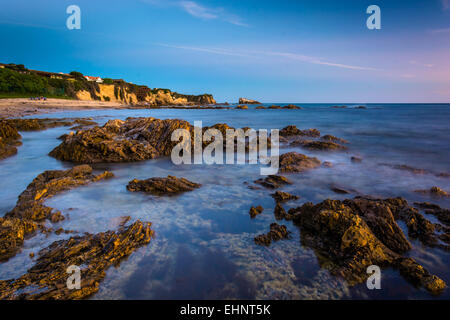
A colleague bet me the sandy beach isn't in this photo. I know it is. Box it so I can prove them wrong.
[0,98,130,118]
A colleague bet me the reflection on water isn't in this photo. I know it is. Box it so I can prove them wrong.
[0,104,449,299]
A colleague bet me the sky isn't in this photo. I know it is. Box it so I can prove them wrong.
[0,0,449,103]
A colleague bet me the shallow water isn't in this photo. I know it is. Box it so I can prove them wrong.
[0,103,449,299]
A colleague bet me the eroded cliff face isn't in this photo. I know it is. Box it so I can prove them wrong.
[76,84,216,106]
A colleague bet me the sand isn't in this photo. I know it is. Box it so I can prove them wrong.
[0,98,133,118]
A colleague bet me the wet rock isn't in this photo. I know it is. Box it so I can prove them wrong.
[254,175,292,189]
[279,125,320,138]
[126,175,201,196]
[381,163,428,175]
[0,120,21,160]
[274,203,289,221]
[322,161,333,168]
[351,156,362,163]
[282,104,302,109]
[321,135,348,144]
[0,165,114,262]
[0,220,153,300]
[354,106,367,109]
[249,206,264,219]
[271,191,299,203]
[268,105,282,109]
[286,198,446,294]
[236,105,248,110]
[255,106,266,109]
[414,202,450,226]
[279,152,321,173]
[331,105,348,109]
[254,223,291,246]
[331,187,351,194]
[414,186,449,197]
[291,140,347,151]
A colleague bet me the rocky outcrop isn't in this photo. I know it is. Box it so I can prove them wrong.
[282,197,447,294]
[321,135,348,144]
[0,220,153,300]
[236,105,248,110]
[0,165,114,262]
[249,205,264,219]
[126,175,201,196]
[0,120,21,160]
[279,126,320,138]
[239,98,260,104]
[254,175,292,189]
[271,191,299,203]
[279,152,321,173]
[290,140,347,151]
[254,223,290,246]
[414,202,450,226]
[414,186,449,197]
[282,104,302,109]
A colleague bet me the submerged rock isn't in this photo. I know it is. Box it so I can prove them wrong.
[279,152,321,173]
[271,191,299,203]
[0,165,114,262]
[0,220,153,300]
[351,156,363,163]
[414,186,449,197]
[414,202,450,226]
[254,223,291,246]
[249,205,264,219]
[274,203,289,221]
[126,175,201,196]
[290,140,347,151]
[321,135,348,144]
[284,197,446,294]
[254,175,292,189]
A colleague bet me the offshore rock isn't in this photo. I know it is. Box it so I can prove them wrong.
[239,98,260,104]
[127,175,201,196]
[271,191,299,203]
[254,175,292,189]
[279,125,320,138]
[249,205,264,219]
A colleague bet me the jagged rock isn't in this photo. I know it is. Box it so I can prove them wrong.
[271,191,299,203]
[414,186,449,197]
[279,152,321,173]
[274,203,289,221]
[239,98,260,104]
[285,197,446,294]
[249,205,264,219]
[254,223,290,246]
[126,175,201,196]
[0,120,21,160]
[236,105,248,110]
[414,202,450,226]
[254,175,292,189]
[291,140,347,151]
[0,220,153,300]
[321,135,348,144]
[279,125,320,138]
[0,165,114,262]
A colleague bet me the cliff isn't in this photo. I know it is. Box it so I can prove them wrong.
[0,63,216,106]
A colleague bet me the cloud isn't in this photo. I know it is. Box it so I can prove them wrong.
[430,28,450,33]
[157,43,378,71]
[141,0,248,26]
[442,0,450,10]
[409,60,434,68]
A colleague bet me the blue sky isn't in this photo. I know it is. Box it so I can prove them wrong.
[0,0,449,102]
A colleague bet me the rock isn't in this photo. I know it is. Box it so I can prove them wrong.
[0,220,153,300]
[331,105,348,109]
[249,205,264,219]
[126,175,201,196]
[0,165,114,262]
[268,105,282,109]
[321,135,348,144]
[274,203,289,221]
[236,105,248,110]
[322,161,333,167]
[354,106,367,109]
[29,252,34,258]
[291,140,347,151]
[255,106,266,109]
[351,156,362,163]
[414,202,450,226]
[279,152,321,173]
[282,104,302,109]
[254,223,290,246]
[0,120,21,160]
[254,175,292,189]
[286,197,446,294]
[271,191,299,203]
[279,125,320,138]
[239,98,261,104]
[331,187,351,194]
[414,186,449,197]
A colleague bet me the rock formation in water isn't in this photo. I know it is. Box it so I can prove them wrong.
[239,98,261,104]
[0,165,114,262]
[279,152,321,173]
[0,220,153,299]
[254,175,292,189]
[249,205,264,219]
[278,196,448,295]
[254,223,291,246]
[127,175,201,196]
